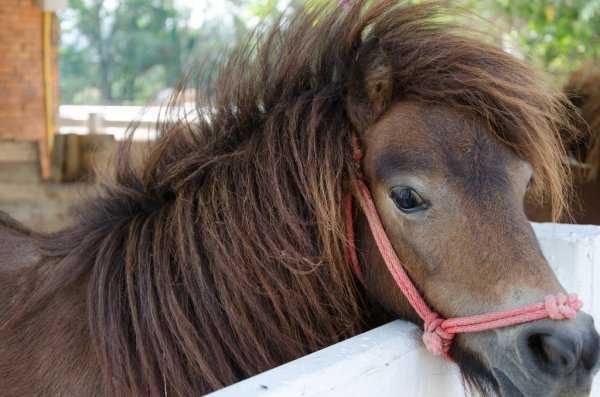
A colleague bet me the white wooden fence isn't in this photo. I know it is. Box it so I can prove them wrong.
[58,105,198,140]
[58,105,163,140]
[209,223,600,397]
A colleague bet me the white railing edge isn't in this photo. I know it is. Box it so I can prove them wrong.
[207,320,463,397]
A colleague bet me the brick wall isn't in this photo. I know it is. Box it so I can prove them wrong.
[0,0,59,144]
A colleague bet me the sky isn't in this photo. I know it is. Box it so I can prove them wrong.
[74,0,235,28]
[174,0,236,28]
[175,0,293,29]
[60,0,236,47]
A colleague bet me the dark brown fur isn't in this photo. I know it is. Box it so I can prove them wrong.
[564,63,600,177]
[1,1,575,396]
[527,64,600,224]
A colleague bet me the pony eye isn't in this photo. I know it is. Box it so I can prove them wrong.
[390,187,428,213]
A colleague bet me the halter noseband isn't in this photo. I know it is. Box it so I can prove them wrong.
[344,137,582,359]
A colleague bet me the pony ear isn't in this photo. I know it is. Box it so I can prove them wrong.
[346,52,394,131]
[365,62,394,114]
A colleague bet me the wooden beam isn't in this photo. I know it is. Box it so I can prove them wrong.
[0,140,39,163]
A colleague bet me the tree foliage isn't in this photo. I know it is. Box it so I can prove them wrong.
[482,0,600,76]
[61,0,198,104]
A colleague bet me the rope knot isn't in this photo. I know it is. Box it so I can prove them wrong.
[544,293,582,320]
[422,314,454,356]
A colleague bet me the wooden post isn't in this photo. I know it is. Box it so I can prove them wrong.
[87,113,105,135]
[41,11,55,179]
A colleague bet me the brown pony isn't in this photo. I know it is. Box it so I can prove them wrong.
[527,63,600,224]
[1,1,598,396]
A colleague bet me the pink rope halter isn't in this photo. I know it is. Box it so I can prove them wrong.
[344,138,583,359]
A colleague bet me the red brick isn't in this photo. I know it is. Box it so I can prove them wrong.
[0,0,58,143]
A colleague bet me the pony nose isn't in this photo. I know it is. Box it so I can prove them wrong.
[519,320,600,378]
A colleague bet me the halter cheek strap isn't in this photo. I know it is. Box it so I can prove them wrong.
[344,140,583,359]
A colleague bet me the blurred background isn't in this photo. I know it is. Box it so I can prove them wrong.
[58,0,600,106]
[0,0,599,231]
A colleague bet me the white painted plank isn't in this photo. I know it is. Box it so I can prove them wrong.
[38,0,68,11]
[208,321,465,397]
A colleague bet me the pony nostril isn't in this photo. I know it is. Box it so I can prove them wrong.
[526,332,579,376]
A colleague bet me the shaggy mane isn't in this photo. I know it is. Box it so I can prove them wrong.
[8,1,575,395]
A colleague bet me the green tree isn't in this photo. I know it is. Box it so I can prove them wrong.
[60,0,198,104]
